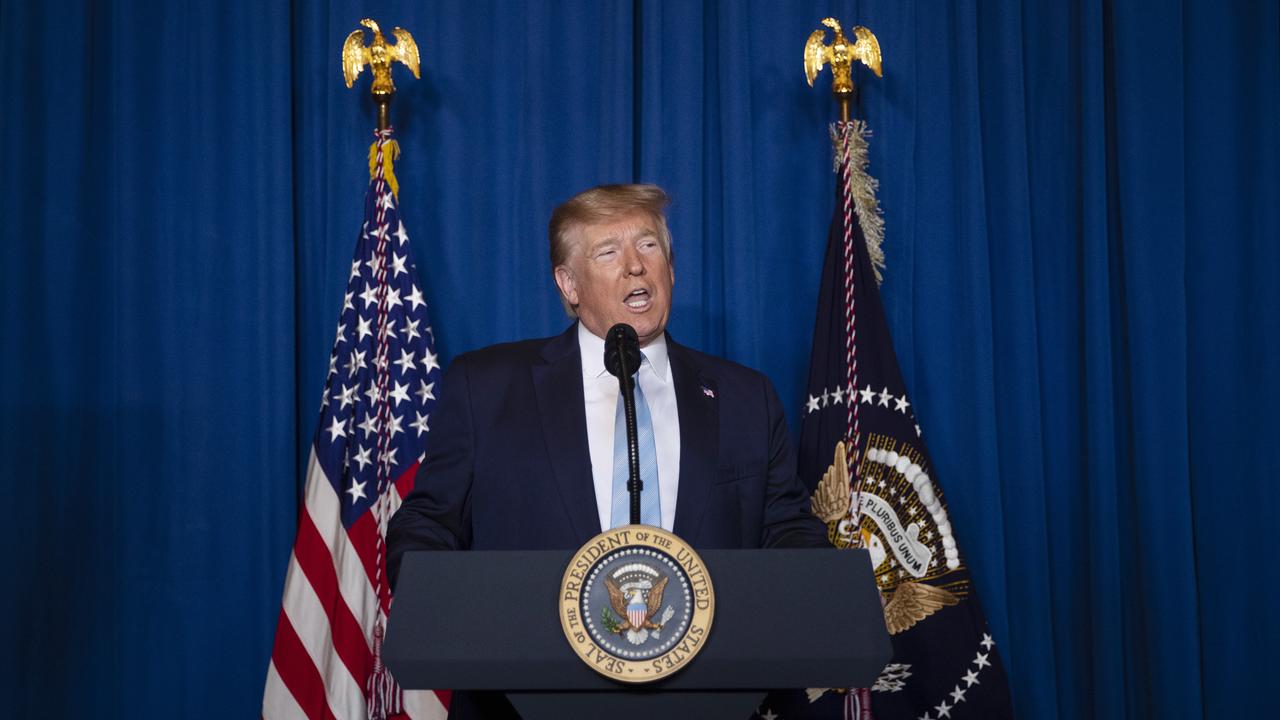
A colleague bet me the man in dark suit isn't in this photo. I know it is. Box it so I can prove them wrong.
[387,184,828,717]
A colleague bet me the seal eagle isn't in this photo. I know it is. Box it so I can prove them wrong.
[605,575,669,632]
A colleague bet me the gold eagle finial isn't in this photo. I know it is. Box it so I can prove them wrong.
[342,18,421,98]
[804,18,882,98]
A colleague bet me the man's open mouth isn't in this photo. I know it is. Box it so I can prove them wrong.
[624,288,651,309]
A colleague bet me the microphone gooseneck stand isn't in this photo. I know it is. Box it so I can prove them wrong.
[604,323,643,525]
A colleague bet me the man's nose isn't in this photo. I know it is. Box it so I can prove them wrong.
[622,246,645,275]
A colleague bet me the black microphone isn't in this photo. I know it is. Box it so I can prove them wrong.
[603,323,641,378]
[604,323,644,525]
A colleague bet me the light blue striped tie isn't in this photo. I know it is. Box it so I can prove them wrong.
[610,373,661,528]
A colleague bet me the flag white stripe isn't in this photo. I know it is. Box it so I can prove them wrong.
[386,482,404,516]
[401,690,448,720]
[280,551,367,719]
[304,448,377,650]
[262,659,311,720]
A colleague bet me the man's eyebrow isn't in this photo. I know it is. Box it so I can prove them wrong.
[587,237,620,251]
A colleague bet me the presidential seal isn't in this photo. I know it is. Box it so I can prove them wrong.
[559,525,714,683]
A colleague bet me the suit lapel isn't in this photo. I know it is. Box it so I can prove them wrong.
[669,339,719,541]
[531,325,601,544]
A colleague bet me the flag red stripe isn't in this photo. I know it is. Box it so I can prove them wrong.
[269,610,339,720]
[346,510,382,601]
[395,460,419,498]
[347,461,421,612]
[294,509,375,683]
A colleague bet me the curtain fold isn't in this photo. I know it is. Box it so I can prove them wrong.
[1,1,1276,717]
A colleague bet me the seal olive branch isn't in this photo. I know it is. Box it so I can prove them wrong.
[600,606,623,634]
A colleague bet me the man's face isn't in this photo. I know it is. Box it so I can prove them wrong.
[553,210,674,347]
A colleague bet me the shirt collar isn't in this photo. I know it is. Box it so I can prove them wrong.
[577,322,670,383]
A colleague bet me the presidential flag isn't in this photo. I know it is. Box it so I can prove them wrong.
[263,129,448,720]
[757,122,1013,720]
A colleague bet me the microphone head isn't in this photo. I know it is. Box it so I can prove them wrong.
[603,323,641,378]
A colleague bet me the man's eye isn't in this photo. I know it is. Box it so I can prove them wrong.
[596,249,616,259]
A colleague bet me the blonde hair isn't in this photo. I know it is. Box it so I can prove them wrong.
[549,184,672,317]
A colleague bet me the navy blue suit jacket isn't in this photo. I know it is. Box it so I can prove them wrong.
[387,324,827,586]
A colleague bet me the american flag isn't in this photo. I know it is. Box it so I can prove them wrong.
[263,128,448,720]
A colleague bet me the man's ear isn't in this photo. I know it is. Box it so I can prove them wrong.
[553,265,579,307]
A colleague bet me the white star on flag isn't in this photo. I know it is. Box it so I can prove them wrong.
[335,384,357,410]
[394,349,417,374]
[389,381,411,407]
[356,317,373,342]
[390,252,408,277]
[346,479,367,502]
[352,446,373,471]
[415,380,436,405]
[406,286,426,311]
[386,413,404,439]
[326,415,346,441]
[384,287,403,310]
[411,411,430,437]
[404,317,422,341]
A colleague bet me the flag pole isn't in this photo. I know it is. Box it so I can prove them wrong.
[376,90,394,132]
[802,20,885,719]
[837,88,852,124]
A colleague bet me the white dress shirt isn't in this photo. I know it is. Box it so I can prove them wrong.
[578,323,681,531]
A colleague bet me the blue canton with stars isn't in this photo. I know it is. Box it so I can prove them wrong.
[312,173,441,529]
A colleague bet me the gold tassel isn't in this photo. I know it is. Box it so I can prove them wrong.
[830,121,886,284]
[367,139,402,199]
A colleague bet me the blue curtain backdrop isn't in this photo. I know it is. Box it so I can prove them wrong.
[2,1,1276,718]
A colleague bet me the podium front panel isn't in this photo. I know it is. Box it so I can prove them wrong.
[384,548,891,691]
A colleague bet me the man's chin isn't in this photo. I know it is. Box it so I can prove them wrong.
[634,320,668,347]
[579,312,666,345]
